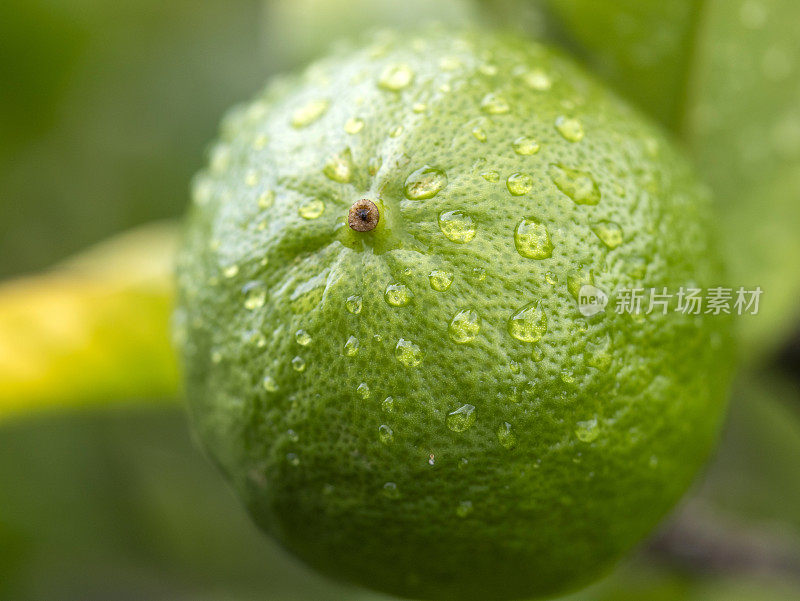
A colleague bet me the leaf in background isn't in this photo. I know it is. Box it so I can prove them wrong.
[0,222,179,422]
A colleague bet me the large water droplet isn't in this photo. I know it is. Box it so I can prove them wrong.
[481,93,510,115]
[262,375,278,392]
[429,270,453,291]
[291,99,329,128]
[449,309,481,343]
[357,382,370,399]
[508,302,548,343]
[344,335,360,357]
[295,329,312,346]
[550,164,601,205]
[323,148,354,183]
[385,283,412,306]
[382,396,395,413]
[447,404,476,432]
[298,199,325,219]
[291,356,306,372]
[345,295,362,314]
[513,137,540,155]
[378,64,414,91]
[404,166,447,200]
[506,172,533,196]
[242,281,267,310]
[554,116,584,142]
[591,220,624,249]
[514,218,553,259]
[575,418,599,442]
[395,338,423,367]
[378,424,394,444]
[497,422,517,449]
[344,117,365,134]
[438,211,476,243]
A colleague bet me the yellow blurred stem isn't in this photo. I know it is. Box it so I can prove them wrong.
[0,222,180,422]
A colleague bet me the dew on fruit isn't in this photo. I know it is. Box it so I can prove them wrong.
[591,220,624,249]
[545,271,558,285]
[262,375,278,392]
[480,93,510,114]
[447,404,477,432]
[531,345,544,362]
[345,295,363,314]
[291,99,329,128]
[295,329,312,346]
[514,218,554,259]
[291,356,306,372]
[395,338,423,367]
[286,453,300,466]
[481,170,500,182]
[403,165,448,200]
[258,190,275,209]
[242,281,267,310]
[497,422,517,449]
[456,500,474,518]
[550,164,601,205]
[287,429,299,442]
[298,199,325,219]
[560,368,576,384]
[412,102,427,113]
[383,482,400,499]
[378,63,414,91]
[323,148,354,183]
[378,424,394,444]
[513,136,540,155]
[223,265,239,279]
[385,283,412,306]
[449,309,481,343]
[508,301,548,343]
[471,267,486,281]
[344,335,360,357]
[429,270,454,291]
[575,418,599,442]
[357,382,370,399]
[382,396,395,413]
[523,69,552,91]
[507,172,533,196]
[472,124,488,142]
[585,333,612,371]
[390,125,404,138]
[567,267,594,301]
[438,210,476,243]
[344,117,365,134]
[555,116,584,142]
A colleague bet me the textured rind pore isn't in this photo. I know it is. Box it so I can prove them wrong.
[175,29,734,601]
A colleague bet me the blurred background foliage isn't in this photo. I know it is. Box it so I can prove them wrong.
[1,0,799,599]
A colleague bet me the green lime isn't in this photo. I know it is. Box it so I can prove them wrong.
[176,28,734,601]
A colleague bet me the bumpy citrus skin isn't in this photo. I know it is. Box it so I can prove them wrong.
[176,29,734,601]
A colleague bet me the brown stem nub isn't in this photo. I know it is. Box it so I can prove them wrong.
[348,199,380,232]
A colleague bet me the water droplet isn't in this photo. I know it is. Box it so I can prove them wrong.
[513,137,540,155]
[395,338,423,367]
[287,429,299,442]
[357,382,370,399]
[449,310,481,343]
[438,211,476,243]
[258,190,275,209]
[291,356,306,372]
[291,99,329,128]
[429,270,453,291]
[585,333,612,371]
[545,271,558,285]
[262,375,278,392]
[506,172,533,196]
[523,69,552,91]
[591,220,623,249]
[412,102,427,113]
[295,329,312,346]
[286,452,300,466]
[378,63,414,91]
[323,148,354,183]
[403,166,447,200]
[382,396,395,412]
[390,125,404,138]
[555,116,584,142]
[378,424,394,444]
[383,482,400,499]
[447,404,476,432]
[481,170,500,182]
[497,422,517,449]
[550,164,600,205]
[575,418,599,442]
[480,93,510,114]
[471,267,486,281]
[456,500,474,518]
[344,335,360,357]
[298,199,325,219]
[344,117,365,134]
[567,267,594,301]
[385,283,412,306]
[508,302,548,343]
[345,295,362,314]
[223,265,239,279]
[514,218,553,259]
[245,170,259,187]
[472,125,488,142]
[560,368,575,384]
[242,281,267,310]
